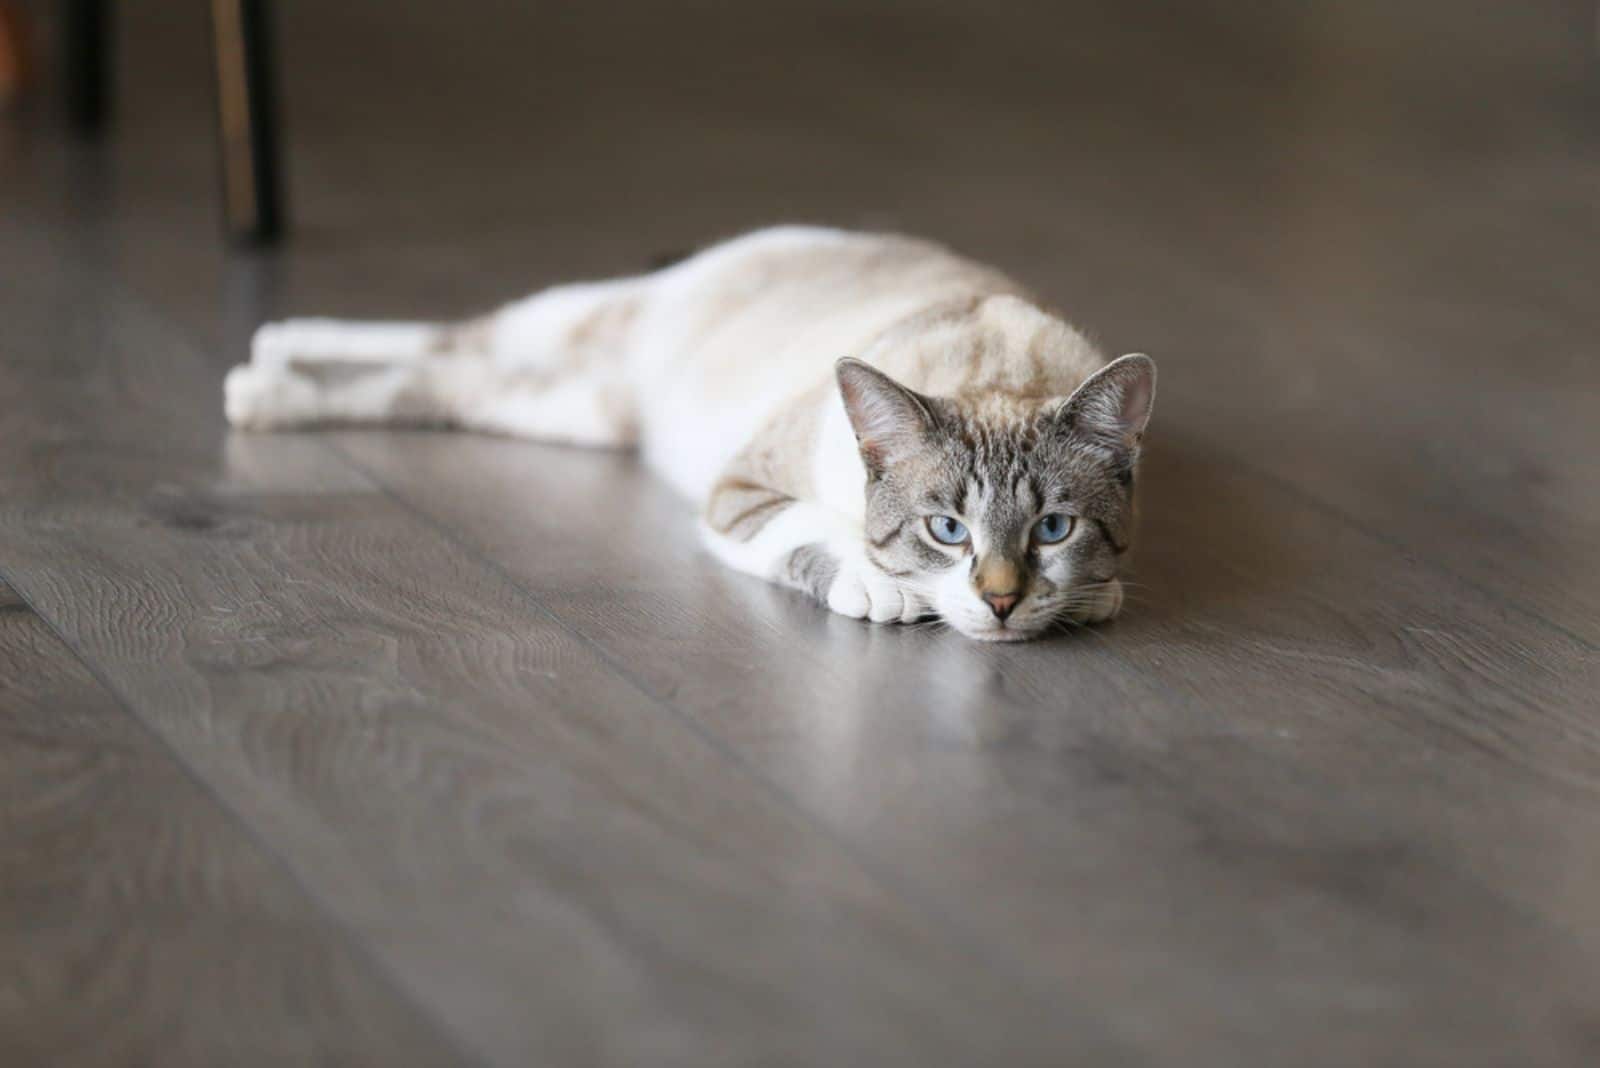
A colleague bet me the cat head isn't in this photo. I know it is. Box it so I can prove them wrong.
[836,354,1155,641]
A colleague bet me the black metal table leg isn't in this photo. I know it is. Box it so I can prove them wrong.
[63,0,109,131]
[210,0,283,243]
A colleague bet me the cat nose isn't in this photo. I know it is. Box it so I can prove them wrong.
[982,591,1020,620]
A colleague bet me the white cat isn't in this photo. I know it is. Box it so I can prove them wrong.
[226,226,1155,640]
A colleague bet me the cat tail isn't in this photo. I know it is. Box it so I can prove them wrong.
[223,277,650,448]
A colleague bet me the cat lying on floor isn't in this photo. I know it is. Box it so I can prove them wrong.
[226,226,1156,641]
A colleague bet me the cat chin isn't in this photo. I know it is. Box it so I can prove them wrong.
[954,622,1047,643]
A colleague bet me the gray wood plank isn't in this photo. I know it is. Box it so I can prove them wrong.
[334,423,1600,1068]
[0,222,1113,1065]
[0,578,468,1067]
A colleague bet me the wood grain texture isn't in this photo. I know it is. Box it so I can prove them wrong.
[0,579,467,1067]
[332,426,1600,1067]
[4,0,1600,1064]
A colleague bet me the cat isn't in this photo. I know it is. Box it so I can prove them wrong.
[225,226,1156,641]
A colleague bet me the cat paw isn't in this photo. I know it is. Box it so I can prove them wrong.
[826,564,931,624]
[224,362,318,429]
[1066,578,1124,624]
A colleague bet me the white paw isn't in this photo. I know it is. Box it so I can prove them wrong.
[826,563,931,624]
[224,362,319,429]
[1068,578,1124,624]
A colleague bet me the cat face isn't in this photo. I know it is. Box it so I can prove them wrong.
[837,354,1155,641]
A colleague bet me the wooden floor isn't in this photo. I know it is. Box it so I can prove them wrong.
[3,2,1599,1064]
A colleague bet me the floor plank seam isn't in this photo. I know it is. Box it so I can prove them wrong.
[0,560,491,1068]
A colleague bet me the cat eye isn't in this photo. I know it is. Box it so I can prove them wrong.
[1033,513,1075,545]
[926,515,970,546]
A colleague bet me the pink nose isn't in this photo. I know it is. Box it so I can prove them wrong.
[982,592,1020,620]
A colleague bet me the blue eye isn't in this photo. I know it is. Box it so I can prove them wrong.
[926,515,969,545]
[1033,513,1075,545]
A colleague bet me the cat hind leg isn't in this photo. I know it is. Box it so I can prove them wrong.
[225,277,651,447]
[224,320,483,432]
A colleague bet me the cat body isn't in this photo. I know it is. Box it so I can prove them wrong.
[227,226,1155,640]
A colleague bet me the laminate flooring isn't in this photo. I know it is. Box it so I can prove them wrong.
[2,2,1598,1064]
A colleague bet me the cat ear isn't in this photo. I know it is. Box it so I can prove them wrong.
[1056,353,1156,451]
[835,358,939,475]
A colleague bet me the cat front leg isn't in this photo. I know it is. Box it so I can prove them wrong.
[818,552,935,624]
[699,489,932,624]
